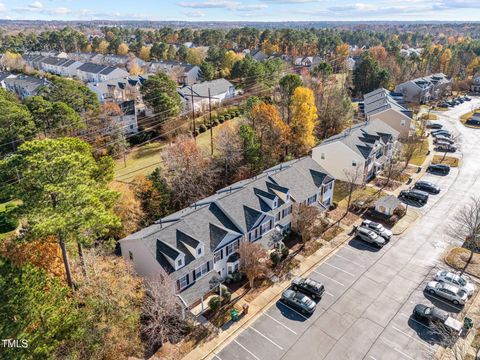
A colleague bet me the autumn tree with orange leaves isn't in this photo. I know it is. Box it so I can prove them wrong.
[250,102,290,165]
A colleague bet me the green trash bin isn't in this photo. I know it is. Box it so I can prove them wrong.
[230,309,239,322]
[464,317,474,330]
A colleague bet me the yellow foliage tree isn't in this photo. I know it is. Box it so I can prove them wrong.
[139,45,151,61]
[0,50,25,71]
[289,87,318,156]
[251,102,290,164]
[129,63,143,75]
[117,43,129,55]
[186,48,205,65]
[108,181,144,239]
[222,50,243,72]
[97,40,109,54]
[467,57,480,76]
[83,44,93,53]
[441,48,452,73]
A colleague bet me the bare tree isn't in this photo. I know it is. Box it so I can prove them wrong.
[401,136,423,170]
[291,203,323,243]
[141,275,188,356]
[435,133,460,163]
[214,122,244,185]
[343,166,363,215]
[162,135,218,209]
[239,241,271,288]
[448,196,480,274]
[381,158,403,189]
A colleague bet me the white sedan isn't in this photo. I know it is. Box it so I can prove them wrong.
[434,270,475,296]
[425,281,468,305]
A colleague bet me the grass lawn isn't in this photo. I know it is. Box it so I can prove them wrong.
[333,181,349,204]
[114,117,244,181]
[421,113,439,120]
[410,138,430,166]
[337,186,386,209]
[114,142,164,182]
[432,155,460,167]
[445,247,480,278]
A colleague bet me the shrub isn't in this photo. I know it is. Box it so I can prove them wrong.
[199,124,207,133]
[218,117,225,124]
[193,129,199,137]
[234,110,240,117]
[270,251,281,267]
[231,271,242,283]
[281,246,289,259]
[213,119,220,126]
[208,296,222,313]
[0,211,18,233]
[221,286,231,303]
[223,113,231,120]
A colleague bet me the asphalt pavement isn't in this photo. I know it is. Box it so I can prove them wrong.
[213,98,480,360]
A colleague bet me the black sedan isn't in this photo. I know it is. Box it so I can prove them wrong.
[414,180,441,194]
[291,277,325,299]
[281,289,316,314]
[427,164,450,175]
[413,304,449,323]
[426,122,443,129]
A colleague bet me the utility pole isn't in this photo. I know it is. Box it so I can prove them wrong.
[208,87,213,156]
[190,87,196,142]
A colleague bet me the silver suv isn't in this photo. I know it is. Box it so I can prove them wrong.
[361,220,392,241]
[355,226,386,247]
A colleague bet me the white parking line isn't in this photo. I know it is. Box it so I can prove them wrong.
[334,253,365,268]
[398,313,432,331]
[249,326,284,350]
[234,340,261,360]
[313,270,345,286]
[263,312,298,335]
[323,262,355,276]
[369,356,378,360]
[213,354,222,360]
[325,291,335,297]
[392,325,435,352]
[381,338,416,360]
[277,301,310,320]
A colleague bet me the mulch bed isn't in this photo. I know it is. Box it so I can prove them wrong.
[445,247,480,278]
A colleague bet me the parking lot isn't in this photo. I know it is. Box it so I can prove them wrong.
[213,98,480,360]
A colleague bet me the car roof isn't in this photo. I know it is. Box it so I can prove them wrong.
[439,283,461,293]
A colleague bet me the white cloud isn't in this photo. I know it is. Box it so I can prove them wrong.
[0,2,6,12]
[28,1,43,9]
[183,10,206,17]
[50,7,71,15]
[177,1,239,9]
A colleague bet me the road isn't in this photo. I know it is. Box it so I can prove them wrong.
[211,97,480,360]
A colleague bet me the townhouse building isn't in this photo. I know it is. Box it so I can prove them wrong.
[119,157,334,309]
[76,62,129,83]
[4,75,50,99]
[178,78,236,112]
[361,88,414,139]
[395,73,452,103]
[148,61,200,85]
[312,119,400,184]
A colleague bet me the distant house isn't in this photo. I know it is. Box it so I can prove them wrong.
[178,78,235,112]
[113,100,138,134]
[40,57,83,77]
[312,119,400,184]
[471,74,480,93]
[294,56,322,68]
[251,49,269,62]
[76,62,129,83]
[119,156,334,309]
[0,71,16,88]
[88,74,151,102]
[66,52,97,63]
[90,54,147,68]
[4,75,50,99]
[395,73,452,103]
[148,61,200,85]
[399,48,423,58]
[361,88,414,139]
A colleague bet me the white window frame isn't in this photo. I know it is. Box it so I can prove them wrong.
[178,275,188,290]
[195,263,208,279]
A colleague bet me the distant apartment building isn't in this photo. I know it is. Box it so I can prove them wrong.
[178,78,236,112]
[4,74,50,99]
[76,62,129,83]
[148,61,200,85]
[0,71,16,89]
[395,73,452,103]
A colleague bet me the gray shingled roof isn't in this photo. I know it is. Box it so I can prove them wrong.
[318,120,399,159]
[122,156,332,280]
[178,78,233,98]
[363,88,412,118]
[78,62,108,74]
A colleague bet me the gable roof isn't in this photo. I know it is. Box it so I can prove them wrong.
[317,119,399,159]
[363,88,412,118]
[179,78,233,98]
[121,156,332,278]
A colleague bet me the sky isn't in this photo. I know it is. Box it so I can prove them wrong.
[1,0,480,22]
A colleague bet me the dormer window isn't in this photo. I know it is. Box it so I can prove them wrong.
[321,153,325,160]
[177,259,183,267]
[197,248,202,256]
[352,160,357,167]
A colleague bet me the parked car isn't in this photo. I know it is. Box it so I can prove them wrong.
[427,164,451,175]
[435,143,457,152]
[432,132,452,138]
[425,281,468,305]
[413,303,449,323]
[361,220,392,241]
[426,122,443,129]
[413,304,464,334]
[434,136,455,145]
[399,189,429,204]
[431,129,451,136]
[355,226,386,247]
[414,180,440,194]
[291,277,325,299]
[439,102,450,108]
[434,270,475,296]
[464,96,472,102]
[280,289,316,314]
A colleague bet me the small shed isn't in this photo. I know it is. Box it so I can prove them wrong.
[375,195,401,216]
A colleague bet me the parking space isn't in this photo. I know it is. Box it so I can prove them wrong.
[214,98,480,360]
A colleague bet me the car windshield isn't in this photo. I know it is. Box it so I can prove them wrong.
[458,290,466,297]
[424,307,432,315]
[457,277,467,286]
[301,297,313,306]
